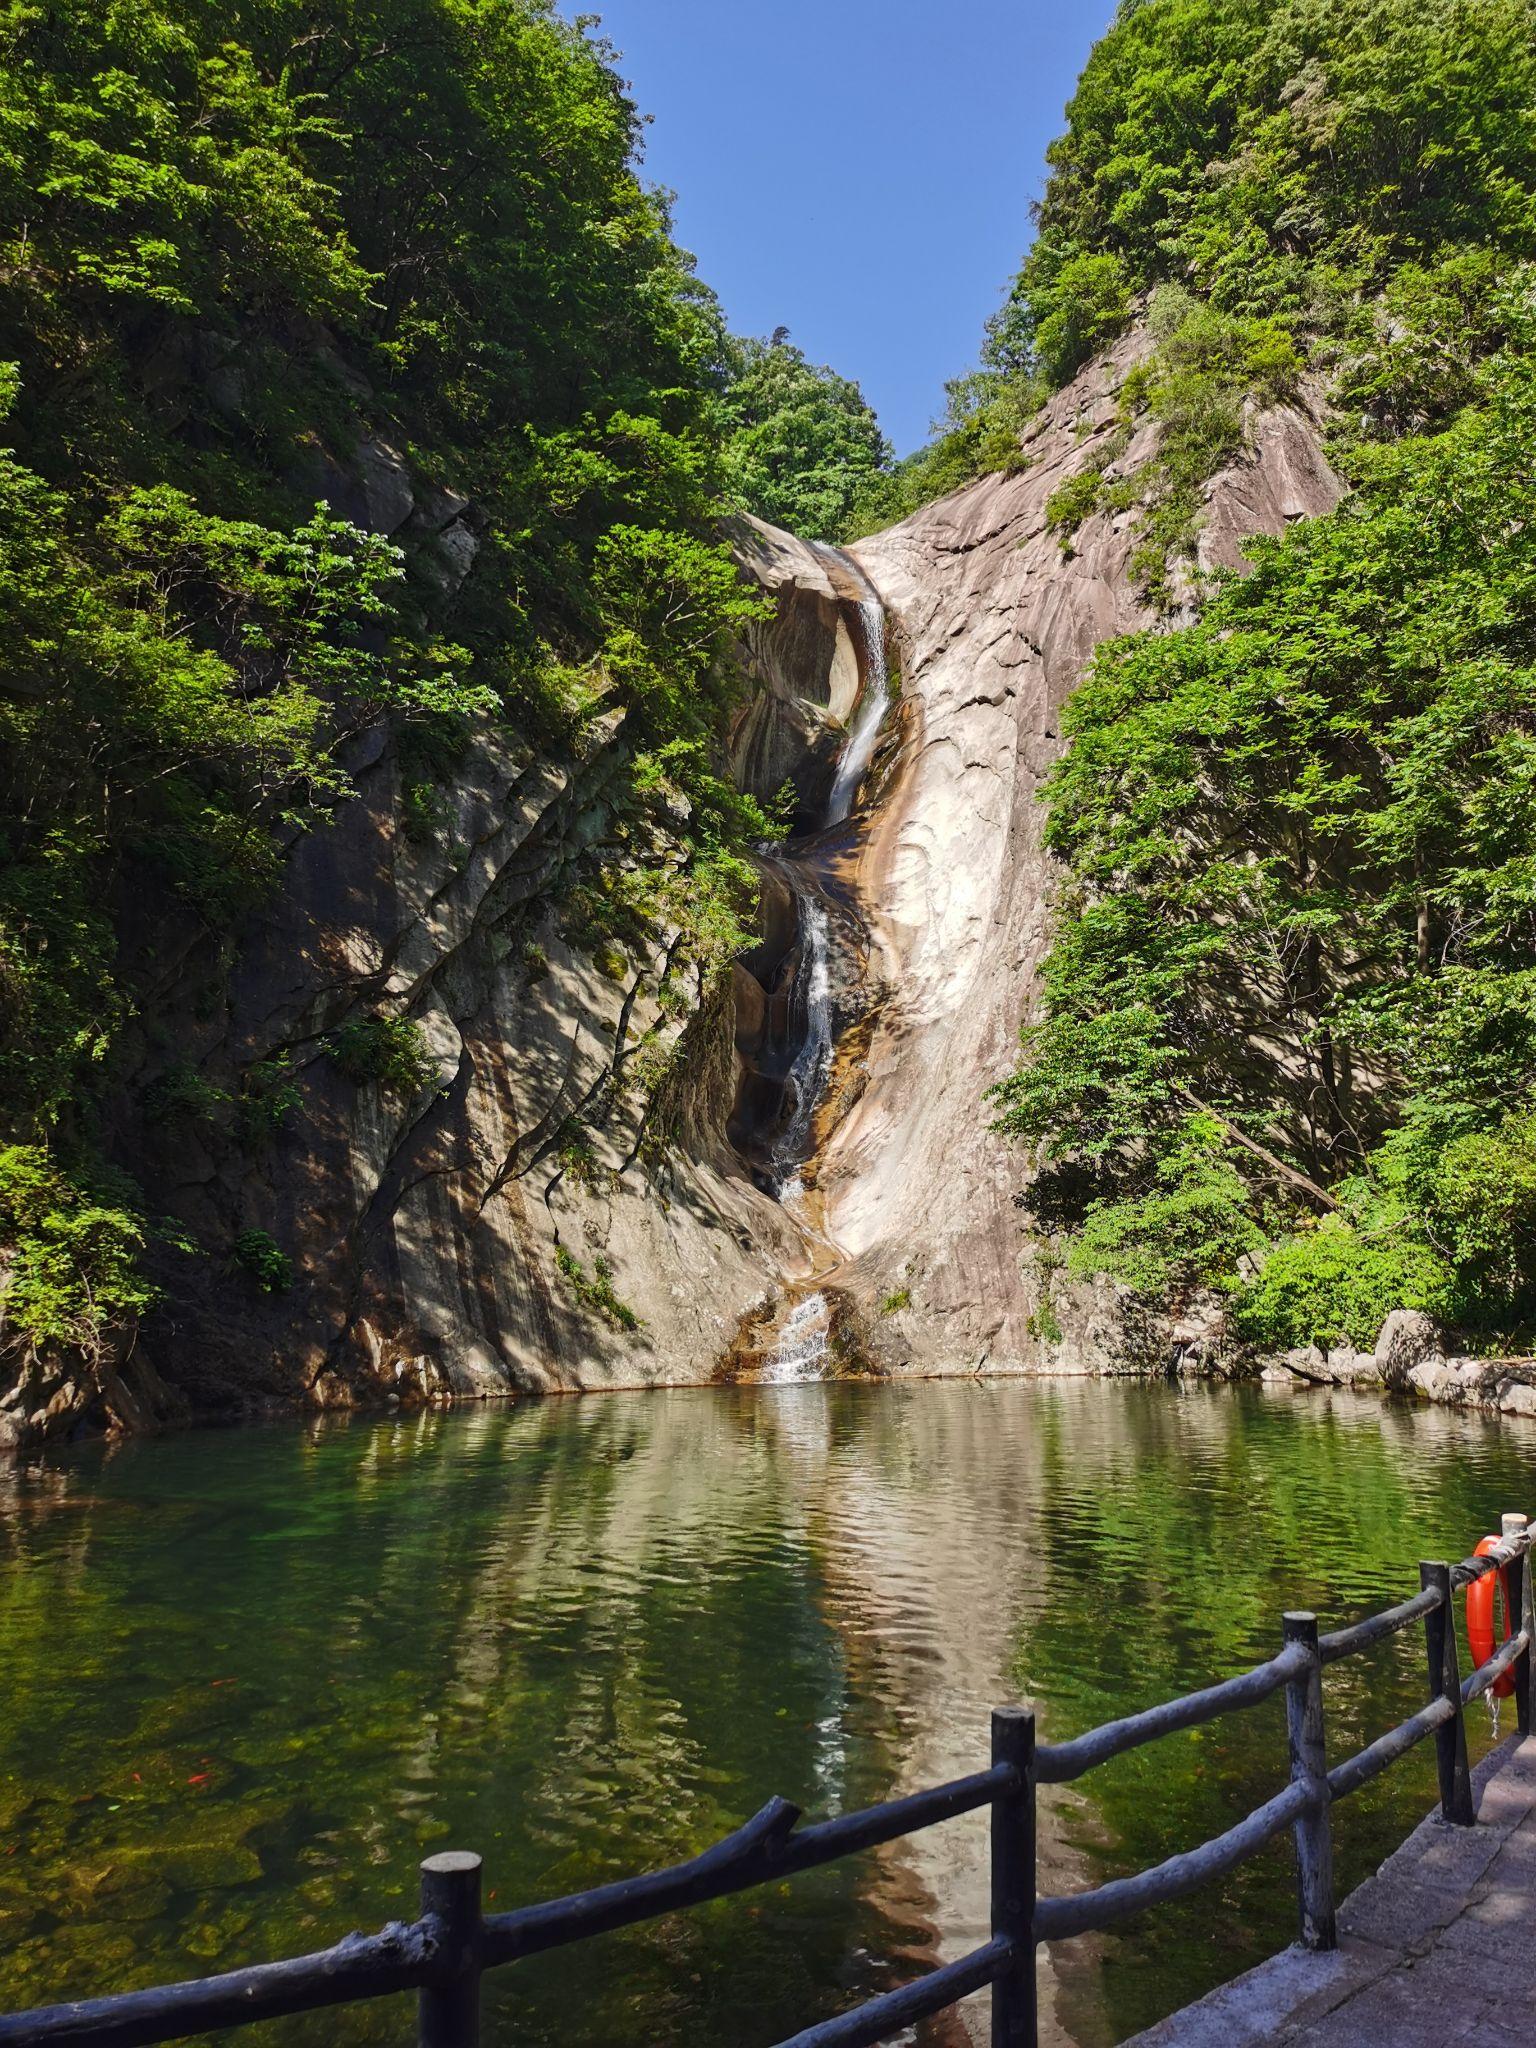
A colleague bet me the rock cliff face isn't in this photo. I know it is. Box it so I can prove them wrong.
[0,326,1350,1457]
[0,506,880,1455]
[725,517,868,826]
[822,332,1345,1375]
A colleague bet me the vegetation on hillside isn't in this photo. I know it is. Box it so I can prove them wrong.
[998,317,1536,1351]
[0,0,788,1363]
[993,0,1536,1351]
[873,0,1536,556]
[717,334,890,541]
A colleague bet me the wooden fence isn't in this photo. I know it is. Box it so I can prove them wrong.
[1,1512,1530,2048]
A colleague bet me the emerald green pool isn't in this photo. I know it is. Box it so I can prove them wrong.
[0,1381,1529,2046]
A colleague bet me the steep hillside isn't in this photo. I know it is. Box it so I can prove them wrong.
[820,338,1342,1372]
[11,0,1536,1452]
[917,0,1536,1367]
[0,1,829,1450]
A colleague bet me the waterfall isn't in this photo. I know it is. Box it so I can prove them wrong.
[756,557,889,1207]
[770,882,835,1197]
[764,1292,831,1382]
[825,599,890,827]
[746,557,891,1379]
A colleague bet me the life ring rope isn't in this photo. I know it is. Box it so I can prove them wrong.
[1466,1533,1517,1701]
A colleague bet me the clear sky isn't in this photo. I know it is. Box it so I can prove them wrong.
[568,2,1118,453]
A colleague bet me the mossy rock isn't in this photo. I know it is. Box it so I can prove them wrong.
[94,1842,264,1893]
[182,1908,257,1961]
[66,1860,173,1923]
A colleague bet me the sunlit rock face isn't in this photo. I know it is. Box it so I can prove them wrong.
[725,515,869,830]
[0,330,1348,1456]
[3,537,844,1455]
[828,334,1345,1376]
[101,714,805,1436]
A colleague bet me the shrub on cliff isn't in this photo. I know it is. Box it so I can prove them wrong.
[327,1017,438,1097]
[0,1149,156,1358]
[998,320,1536,1348]
[1230,1222,1450,1355]
[0,0,780,1355]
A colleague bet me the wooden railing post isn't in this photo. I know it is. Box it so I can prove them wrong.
[1282,1613,1335,1951]
[419,1852,483,2048]
[1503,1514,1531,1739]
[1421,1561,1475,1825]
[991,1708,1037,2048]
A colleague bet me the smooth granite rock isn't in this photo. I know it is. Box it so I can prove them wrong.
[829,335,1345,1374]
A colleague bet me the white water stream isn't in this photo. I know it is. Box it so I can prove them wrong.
[825,598,890,826]
[764,1290,832,1382]
[769,885,834,1201]
[762,579,890,1380]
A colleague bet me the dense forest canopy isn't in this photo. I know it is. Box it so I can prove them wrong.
[0,0,835,1357]
[867,0,1536,544]
[717,335,890,542]
[994,0,1536,1352]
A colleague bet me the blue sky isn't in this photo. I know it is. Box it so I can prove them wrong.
[568,2,1117,453]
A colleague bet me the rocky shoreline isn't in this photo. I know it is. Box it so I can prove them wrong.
[1195,1309,1536,1423]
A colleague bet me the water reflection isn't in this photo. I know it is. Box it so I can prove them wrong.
[0,1381,1529,2046]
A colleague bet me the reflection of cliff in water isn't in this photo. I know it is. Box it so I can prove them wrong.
[747,1382,1097,2047]
[4,1382,1533,2046]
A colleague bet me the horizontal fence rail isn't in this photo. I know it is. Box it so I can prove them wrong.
[2,1515,1532,2048]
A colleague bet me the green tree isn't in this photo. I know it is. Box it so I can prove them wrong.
[997,322,1536,1344]
[881,0,1536,522]
[0,0,778,1360]
[718,336,892,540]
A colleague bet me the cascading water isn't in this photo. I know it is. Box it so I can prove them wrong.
[769,883,835,1200]
[765,577,889,1202]
[825,598,890,827]
[749,557,891,1381]
[764,1291,832,1383]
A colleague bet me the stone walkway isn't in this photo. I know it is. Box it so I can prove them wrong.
[1125,1734,1536,2046]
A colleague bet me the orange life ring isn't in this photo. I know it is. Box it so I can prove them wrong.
[1466,1535,1517,1700]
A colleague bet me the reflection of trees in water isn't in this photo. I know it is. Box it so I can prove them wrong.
[2,1383,1531,2048]
[0,1399,888,2045]
[720,1381,1536,2047]
[1001,1383,1532,2045]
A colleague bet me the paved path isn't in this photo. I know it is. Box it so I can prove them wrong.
[1125,1734,1536,2046]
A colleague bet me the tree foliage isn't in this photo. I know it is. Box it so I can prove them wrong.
[885,0,1536,532]
[997,321,1536,1346]
[998,0,1536,374]
[0,0,787,1357]
[717,336,891,541]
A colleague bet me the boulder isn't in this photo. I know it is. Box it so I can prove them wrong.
[354,436,414,534]
[1448,1358,1493,1400]
[1408,1357,1456,1403]
[436,522,480,594]
[1168,1296,1231,1376]
[1327,1347,1382,1386]
[1282,1345,1332,1384]
[414,482,473,533]
[1374,1310,1444,1388]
